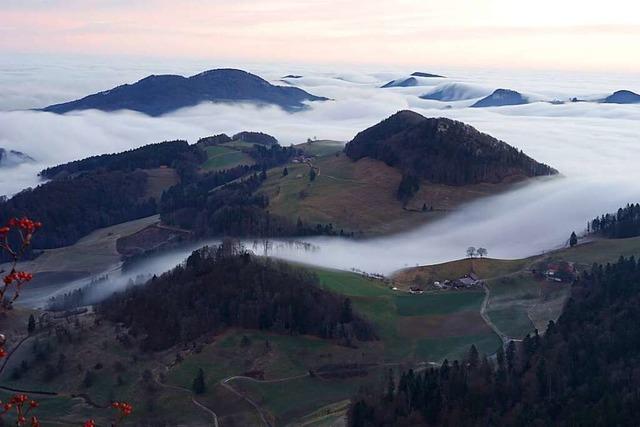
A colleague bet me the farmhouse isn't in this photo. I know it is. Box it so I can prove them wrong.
[545,261,577,283]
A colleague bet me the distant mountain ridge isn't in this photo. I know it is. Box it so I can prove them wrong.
[381,72,445,88]
[344,110,557,186]
[381,77,419,88]
[603,90,640,104]
[41,68,328,116]
[471,88,529,108]
[411,71,445,78]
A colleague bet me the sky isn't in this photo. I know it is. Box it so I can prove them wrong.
[1,0,640,71]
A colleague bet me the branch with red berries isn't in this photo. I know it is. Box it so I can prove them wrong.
[0,217,41,307]
[0,219,133,426]
[0,394,40,426]
[83,402,133,426]
[0,217,41,362]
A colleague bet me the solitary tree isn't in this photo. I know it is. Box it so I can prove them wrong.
[477,248,488,258]
[466,247,477,258]
[192,368,206,394]
[309,168,317,182]
[282,167,289,177]
[569,232,578,247]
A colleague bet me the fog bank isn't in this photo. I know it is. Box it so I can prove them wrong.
[2,58,640,279]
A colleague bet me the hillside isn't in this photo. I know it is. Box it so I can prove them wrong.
[260,149,520,235]
[100,246,377,350]
[41,68,328,115]
[344,110,557,186]
[350,256,640,427]
[14,233,637,426]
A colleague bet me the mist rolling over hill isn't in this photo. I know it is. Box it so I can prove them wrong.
[420,83,491,102]
[0,147,33,167]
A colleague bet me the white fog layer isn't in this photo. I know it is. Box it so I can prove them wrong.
[2,56,640,279]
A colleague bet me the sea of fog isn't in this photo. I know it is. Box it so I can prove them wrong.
[2,55,640,300]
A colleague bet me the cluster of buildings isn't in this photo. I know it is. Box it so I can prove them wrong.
[542,261,577,283]
[408,272,484,294]
[291,154,315,164]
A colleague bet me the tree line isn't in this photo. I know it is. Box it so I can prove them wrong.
[590,203,640,239]
[349,255,640,426]
[39,140,204,179]
[99,244,378,351]
[0,170,155,261]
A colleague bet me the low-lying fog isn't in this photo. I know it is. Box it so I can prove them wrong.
[2,56,640,292]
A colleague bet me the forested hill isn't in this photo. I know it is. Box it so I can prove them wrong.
[39,140,204,179]
[590,203,640,238]
[349,256,640,427]
[100,245,378,351]
[0,170,156,252]
[344,110,557,186]
[41,68,328,115]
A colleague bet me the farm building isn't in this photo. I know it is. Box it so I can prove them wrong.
[545,261,576,283]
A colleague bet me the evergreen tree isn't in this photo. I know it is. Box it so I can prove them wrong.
[570,231,578,247]
[309,168,317,182]
[192,368,206,395]
[340,298,353,323]
[27,314,36,334]
[282,167,289,177]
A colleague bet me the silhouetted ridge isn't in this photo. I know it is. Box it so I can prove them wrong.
[42,68,328,116]
[471,88,529,107]
[603,90,640,104]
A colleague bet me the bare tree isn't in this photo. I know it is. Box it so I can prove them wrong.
[466,247,476,258]
[477,247,488,258]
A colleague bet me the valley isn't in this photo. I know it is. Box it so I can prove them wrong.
[4,229,640,425]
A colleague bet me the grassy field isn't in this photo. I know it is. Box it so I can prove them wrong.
[26,214,159,274]
[312,268,501,362]
[233,375,374,426]
[394,257,527,289]
[0,312,213,426]
[260,141,519,236]
[202,144,255,171]
[297,140,345,157]
[547,236,640,270]
[396,236,640,341]
[143,167,179,200]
